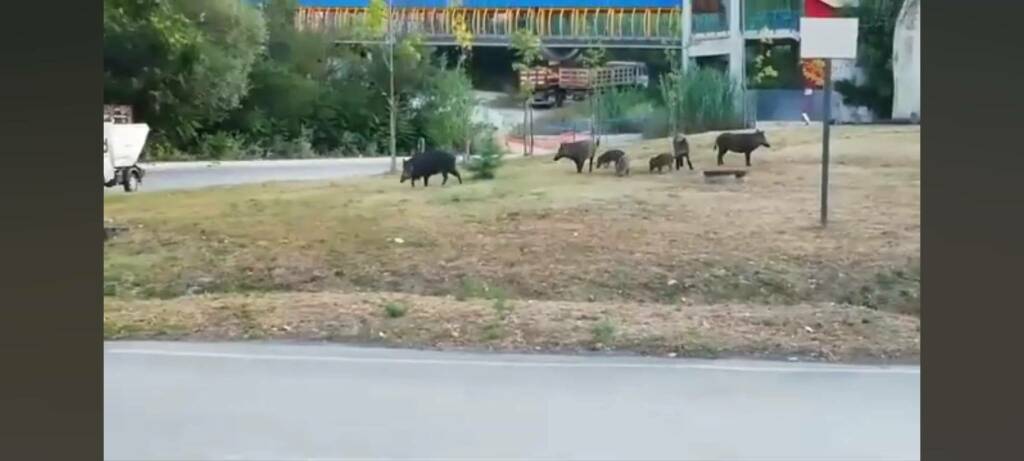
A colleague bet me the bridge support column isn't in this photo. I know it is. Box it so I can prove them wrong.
[727,0,744,83]
[681,1,692,72]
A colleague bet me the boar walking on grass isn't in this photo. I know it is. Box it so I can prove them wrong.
[672,134,693,171]
[400,149,462,187]
[714,130,772,167]
[595,149,626,169]
[649,153,674,174]
[553,138,600,173]
[614,155,630,177]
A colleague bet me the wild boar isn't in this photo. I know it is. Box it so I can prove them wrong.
[714,130,771,166]
[672,134,693,171]
[553,138,600,173]
[649,153,674,173]
[400,149,462,187]
[595,149,626,169]
[614,155,630,177]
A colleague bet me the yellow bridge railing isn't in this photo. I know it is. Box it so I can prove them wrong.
[296,7,687,43]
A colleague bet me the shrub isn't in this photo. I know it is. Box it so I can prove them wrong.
[660,66,747,134]
[383,301,408,319]
[196,132,245,160]
[591,319,617,345]
[465,131,506,180]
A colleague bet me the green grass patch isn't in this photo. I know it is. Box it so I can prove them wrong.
[591,319,617,345]
[383,301,409,319]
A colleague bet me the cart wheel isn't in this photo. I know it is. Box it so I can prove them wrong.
[123,170,140,192]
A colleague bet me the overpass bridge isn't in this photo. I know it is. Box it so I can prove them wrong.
[294,1,801,50]
[292,0,803,82]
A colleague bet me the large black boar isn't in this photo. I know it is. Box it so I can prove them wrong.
[595,149,626,169]
[672,134,693,170]
[553,138,600,173]
[714,130,771,166]
[649,153,674,173]
[400,149,462,187]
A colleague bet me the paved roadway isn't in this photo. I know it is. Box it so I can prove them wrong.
[105,158,399,194]
[105,341,920,461]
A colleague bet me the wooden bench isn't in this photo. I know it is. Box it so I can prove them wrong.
[703,169,748,183]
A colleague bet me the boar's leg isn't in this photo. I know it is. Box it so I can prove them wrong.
[745,151,752,167]
[423,175,430,187]
[574,158,584,174]
[685,155,694,170]
[449,169,462,184]
[717,148,726,166]
[442,172,449,186]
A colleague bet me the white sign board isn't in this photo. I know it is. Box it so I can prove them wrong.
[800,18,859,59]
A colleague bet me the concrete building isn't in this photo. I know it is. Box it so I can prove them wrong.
[891,0,920,121]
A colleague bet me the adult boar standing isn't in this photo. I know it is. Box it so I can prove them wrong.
[714,130,772,167]
[400,149,463,187]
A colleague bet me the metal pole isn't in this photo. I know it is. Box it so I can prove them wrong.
[820,59,833,227]
[388,0,397,174]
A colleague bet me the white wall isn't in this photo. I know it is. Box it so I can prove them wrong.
[892,0,921,120]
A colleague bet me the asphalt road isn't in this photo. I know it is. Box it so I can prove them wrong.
[105,158,399,194]
[105,342,920,461]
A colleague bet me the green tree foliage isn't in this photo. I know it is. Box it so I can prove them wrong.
[509,29,542,155]
[422,62,477,152]
[835,0,905,119]
[509,28,542,97]
[466,129,506,180]
[104,0,475,160]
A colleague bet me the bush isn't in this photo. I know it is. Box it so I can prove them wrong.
[466,131,505,180]
[196,132,245,160]
[591,319,617,345]
[660,66,747,135]
[383,301,408,319]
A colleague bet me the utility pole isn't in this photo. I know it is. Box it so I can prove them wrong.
[820,59,833,226]
[387,0,397,174]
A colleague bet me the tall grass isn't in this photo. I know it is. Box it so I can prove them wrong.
[658,67,747,136]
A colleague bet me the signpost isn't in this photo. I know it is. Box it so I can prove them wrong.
[799,17,858,226]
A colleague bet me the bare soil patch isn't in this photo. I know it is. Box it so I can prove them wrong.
[105,291,920,363]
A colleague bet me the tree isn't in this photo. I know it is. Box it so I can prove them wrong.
[835,0,905,119]
[104,0,266,149]
[449,0,473,69]
[446,0,475,162]
[580,41,608,145]
[465,127,506,180]
[422,61,476,158]
[510,29,542,156]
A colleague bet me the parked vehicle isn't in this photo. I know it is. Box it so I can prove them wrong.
[519,61,649,108]
[103,105,149,192]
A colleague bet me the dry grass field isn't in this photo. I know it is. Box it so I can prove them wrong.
[104,125,920,362]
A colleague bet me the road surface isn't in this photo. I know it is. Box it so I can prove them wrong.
[106,158,398,194]
[105,342,920,461]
